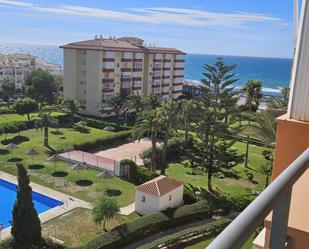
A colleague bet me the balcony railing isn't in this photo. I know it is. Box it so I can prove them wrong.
[207,148,309,249]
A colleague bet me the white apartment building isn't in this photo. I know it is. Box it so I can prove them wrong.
[0,53,62,89]
[60,36,185,116]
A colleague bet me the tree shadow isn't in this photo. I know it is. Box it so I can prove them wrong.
[105,189,122,197]
[1,136,30,145]
[0,149,10,155]
[29,164,45,170]
[51,130,64,136]
[75,179,93,186]
[73,126,90,134]
[7,158,23,162]
[52,171,68,177]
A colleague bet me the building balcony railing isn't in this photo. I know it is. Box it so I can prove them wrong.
[153,67,162,71]
[132,86,142,90]
[174,67,185,71]
[162,83,170,87]
[207,148,309,249]
[103,58,115,62]
[174,59,185,63]
[173,82,183,86]
[102,88,114,93]
[152,76,161,80]
[173,75,184,78]
[121,58,132,62]
[133,58,143,62]
[172,90,183,94]
[102,79,114,83]
[161,91,169,95]
[163,67,171,71]
[133,68,142,72]
[132,77,142,81]
[121,68,132,72]
[152,85,161,88]
[102,68,114,72]
[162,75,170,79]
[163,59,172,62]
[153,59,162,62]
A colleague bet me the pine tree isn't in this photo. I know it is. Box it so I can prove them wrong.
[187,59,243,192]
[11,164,42,249]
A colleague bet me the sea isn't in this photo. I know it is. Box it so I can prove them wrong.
[0,43,292,95]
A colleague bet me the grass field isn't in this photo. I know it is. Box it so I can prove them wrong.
[0,127,136,206]
[42,208,140,247]
[166,141,268,200]
[0,112,65,123]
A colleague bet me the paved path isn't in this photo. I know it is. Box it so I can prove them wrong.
[124,212,239,249]
[120,202,135,216]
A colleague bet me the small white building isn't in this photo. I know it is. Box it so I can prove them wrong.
[135,175,184,216]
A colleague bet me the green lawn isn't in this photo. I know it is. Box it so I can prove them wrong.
[0,127,136,206]
[167,141,268,200]
[42,208,140,247]
[0,112,65,123]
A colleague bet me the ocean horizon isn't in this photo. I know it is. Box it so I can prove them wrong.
[0,42,292,95]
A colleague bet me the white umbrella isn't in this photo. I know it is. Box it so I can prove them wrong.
[71,162,87,179]
[97,170,113,179]
[27,149,40,166]
[46,154,61,172]
[5,143,18,159]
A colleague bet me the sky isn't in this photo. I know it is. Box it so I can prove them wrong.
[0,0,296,58]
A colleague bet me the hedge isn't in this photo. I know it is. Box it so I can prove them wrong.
[139,218,231,249]
[85,117,132,131]
[120,159,159,184]
[82,201,212,249]
[73,130,131,151]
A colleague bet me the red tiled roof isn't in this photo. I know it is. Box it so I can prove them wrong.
[136,175,183,197]
[60,38,185,54]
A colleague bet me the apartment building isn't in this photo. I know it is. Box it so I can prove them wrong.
[60,36,185,116]
[0,53,62,89]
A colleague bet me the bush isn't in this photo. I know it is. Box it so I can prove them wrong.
[141,136,191,165]
[83,201,212,249]
[120,159,158,184]
[85,118,131,131]
[73,130,131,152]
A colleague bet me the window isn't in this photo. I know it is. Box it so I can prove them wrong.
[169,195,172,201]
[142,196,146,202]
[133,62,143,68]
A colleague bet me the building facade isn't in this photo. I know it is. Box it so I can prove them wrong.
[60,36,185,116]
[0,53,62,89]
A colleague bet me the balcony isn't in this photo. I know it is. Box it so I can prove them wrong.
[102,68,114,73]
[206,149,309,249]
[121,68,132,72]
[102,88,114,93]
[102,78,114,83]
[121,58,132,62]
[103,58,115,62]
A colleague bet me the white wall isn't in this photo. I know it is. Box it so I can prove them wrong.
[63,49,79,100]
[85,50,102,115]
[159,185,183,211]
[135,191,160,216]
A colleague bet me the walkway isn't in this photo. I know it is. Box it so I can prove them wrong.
[120,202,135,216]
[124,212,239,249]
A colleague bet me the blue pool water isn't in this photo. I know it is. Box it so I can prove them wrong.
[0,179,63,228]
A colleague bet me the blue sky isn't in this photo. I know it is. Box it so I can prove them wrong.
[0,0,295,58]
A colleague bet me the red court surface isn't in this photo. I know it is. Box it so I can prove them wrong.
[59,150,115,172]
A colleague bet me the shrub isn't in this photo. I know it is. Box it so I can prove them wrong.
[73,130,131,152]
[85,118,132,131]
[83,201,213,249]
[0,239,67,249]
[120,159,159,184]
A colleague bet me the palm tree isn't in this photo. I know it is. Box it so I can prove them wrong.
[267,87,290,111]
[158,101,179,175]
[106,93,126,123]
[125,93,144,122]
[34,112,58,146]
[244,110,277,145]
[144,94,162,110]
[62,99,80,124]
[132,109,160,171]
[242,80,263,111]
[180,99,195,144]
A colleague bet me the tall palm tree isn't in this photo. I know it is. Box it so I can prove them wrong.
[144,94,162,110]
[179,99,195,144]
[242,80,263,111]
[34,112,58,146]
[62,99,80,123]
[158,101,179,175]
[245,110,277,145]
[132,109,160,171]
[106,93,126,123]
[125,93,144,122]
[267,87,290,111]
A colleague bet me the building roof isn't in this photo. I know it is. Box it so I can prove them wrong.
[136,175,183,197]
[60,37,185,54]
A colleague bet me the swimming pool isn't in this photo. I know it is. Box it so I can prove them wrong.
[0,179,63,228]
